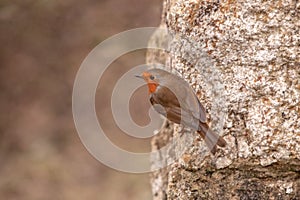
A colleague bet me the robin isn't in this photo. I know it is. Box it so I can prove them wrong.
[136,68,226,154]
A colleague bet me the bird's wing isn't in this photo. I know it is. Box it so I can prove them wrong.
[186,92,207,123]
[150,93,182,123]
[150,86,199,129]
[168,81,207,123]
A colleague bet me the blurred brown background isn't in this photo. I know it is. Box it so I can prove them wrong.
[0,0,162,199]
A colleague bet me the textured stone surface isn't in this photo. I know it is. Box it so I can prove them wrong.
[148,0,300,199]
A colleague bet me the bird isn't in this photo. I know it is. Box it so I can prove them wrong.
[136,68,226,154]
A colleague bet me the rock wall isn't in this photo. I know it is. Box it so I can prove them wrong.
[147,0,300,199]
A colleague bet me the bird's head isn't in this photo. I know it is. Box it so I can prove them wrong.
[135,68,169,93]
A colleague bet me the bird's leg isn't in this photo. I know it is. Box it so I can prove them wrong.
[160,118,169,129]
[177,125,187,137]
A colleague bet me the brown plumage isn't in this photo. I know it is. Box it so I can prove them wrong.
[136,68,226,154]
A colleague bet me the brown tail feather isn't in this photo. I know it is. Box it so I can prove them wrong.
[197,122,227,154]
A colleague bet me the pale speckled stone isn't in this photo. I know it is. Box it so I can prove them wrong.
[149,0,300,199]
[283,182,294,194]
[215,156,233,169]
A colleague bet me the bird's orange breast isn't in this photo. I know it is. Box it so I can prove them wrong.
[147,83,158,94]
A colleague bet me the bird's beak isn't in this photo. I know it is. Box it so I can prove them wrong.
[135,75,143,79]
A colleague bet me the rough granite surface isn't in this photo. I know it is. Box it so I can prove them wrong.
[148,0,300,199]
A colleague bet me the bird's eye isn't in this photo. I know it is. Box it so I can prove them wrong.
[149,75,155,80]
